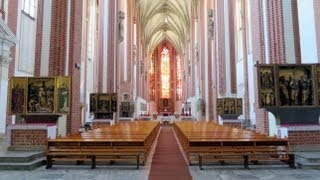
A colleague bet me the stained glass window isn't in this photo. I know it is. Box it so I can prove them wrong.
[161,47,170,98]
[176,55,182,99]
[149,53,155,100]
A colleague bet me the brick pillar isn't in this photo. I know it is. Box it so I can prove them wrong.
[48,0,83,135]
[228,0,237,94]
[127,0,133,86]
[216,0,226,96]
[97,0,103,92]
[34,0,44,76]
[199,0,205,101]
[107,0,116,92]
[251,0,269,134]
[267,0,286,64]
[315,0,320,62]
[211,0,219,122]
[291,0,301,63]
[190,17,196,97]
[49,0,68,76]
[242,0,250,126]
[66,0,83,134]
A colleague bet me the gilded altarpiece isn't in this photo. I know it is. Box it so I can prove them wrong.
[90,93,98,113]
[257,64,317,108]
[217,98,223,115]
[56,76,71,114]
[257,64,320,125]
[97,94,111,113]
[278,65,314,107]
[27,77,55,114]
[257,65,277,108]
[9,76,70,115]
[10,77,27,114]
[89,93,117,113]
[217,98,243,115]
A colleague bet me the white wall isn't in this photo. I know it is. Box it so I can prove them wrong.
[247,54,256,126]
[298,0,317,63]
[236,61,244,97]
[40,0,52,76]
[246,0,256,126]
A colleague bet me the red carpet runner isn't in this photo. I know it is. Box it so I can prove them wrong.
[148,126,192,180]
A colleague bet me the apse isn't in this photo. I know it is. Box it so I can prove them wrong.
[149,42,182,114]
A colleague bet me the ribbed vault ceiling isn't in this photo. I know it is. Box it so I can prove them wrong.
[136,0,192,54]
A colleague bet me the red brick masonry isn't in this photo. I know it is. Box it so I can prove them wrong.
[7,124,57,150]
[282,125,320,145]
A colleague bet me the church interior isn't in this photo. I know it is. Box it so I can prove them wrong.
[0,0,320,179]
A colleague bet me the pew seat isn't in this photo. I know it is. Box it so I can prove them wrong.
[173,121,295,169]
[46,121,160,169]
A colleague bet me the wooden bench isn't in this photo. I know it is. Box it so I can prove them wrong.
[46,121,160,169]
[198,145,295,169]
[46,145,142,169]
[173,121,295,169]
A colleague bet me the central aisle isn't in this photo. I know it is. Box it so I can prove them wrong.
[148,126,192,180]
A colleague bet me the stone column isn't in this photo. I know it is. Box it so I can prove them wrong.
[0,21,16,133]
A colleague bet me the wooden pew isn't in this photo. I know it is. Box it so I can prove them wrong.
[173,121,295,169]
[46,121,160,169]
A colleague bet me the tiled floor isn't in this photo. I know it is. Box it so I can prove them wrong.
[189,165,320,180]
[0,163,318,180]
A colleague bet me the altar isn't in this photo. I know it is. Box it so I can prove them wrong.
[159,115,174,124]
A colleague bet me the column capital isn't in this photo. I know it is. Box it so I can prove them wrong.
[0,55,10,66]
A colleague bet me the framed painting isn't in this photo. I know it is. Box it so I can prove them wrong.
[278,65,314,107]
[257,65,277,108]
[56,76,70,114]
[89,94,98,113]
[97,94,111,113]
[27,77,55,114]
[9,77,27,114]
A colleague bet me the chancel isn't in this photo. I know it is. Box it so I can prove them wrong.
[0,0,320,179]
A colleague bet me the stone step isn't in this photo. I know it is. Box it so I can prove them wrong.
[0,151,45,163]
[297,162,320,170]
[295,152,320,170]
[0,157,45,170]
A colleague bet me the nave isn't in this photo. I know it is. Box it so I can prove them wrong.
[1,122,320,179]
[44,120,295,179]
